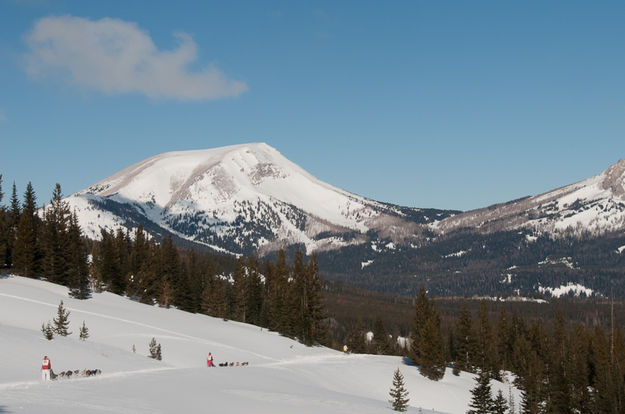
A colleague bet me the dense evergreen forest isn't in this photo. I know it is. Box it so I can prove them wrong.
[1,175,624,412]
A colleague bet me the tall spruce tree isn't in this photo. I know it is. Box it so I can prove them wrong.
[389,368,410,412]
[476,300,499,379]
[467,371,494,414]
[13,182,39,277]
[41,184,71,285]
[491,390,508,414]
[455,301,476,373]
[411,285,446,380]
[307,254,328,345]
[546,312,571,413]
[372,316,393,355]
[67,212,90,299]
[0,174,7,268]
[5,182,20,268]
[245,255,263,326]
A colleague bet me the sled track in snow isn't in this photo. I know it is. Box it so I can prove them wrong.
[0,292,280,362]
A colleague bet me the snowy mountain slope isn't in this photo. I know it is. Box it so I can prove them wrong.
[66,143,430,255]
[0,275,519,413]
[434,159,625,236]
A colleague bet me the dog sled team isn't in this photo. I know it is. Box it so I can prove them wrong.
[207,352,248,368]
[41,352,248,382]
[41,356,101,381]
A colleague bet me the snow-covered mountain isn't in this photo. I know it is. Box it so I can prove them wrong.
[0,275,519,413]
[62,144,625,297]
[434,159,625,237]
[66,143,442,255]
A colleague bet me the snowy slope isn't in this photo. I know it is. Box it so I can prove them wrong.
[435,159,625,236]
[0,275,520,414]
[66,143,422,255]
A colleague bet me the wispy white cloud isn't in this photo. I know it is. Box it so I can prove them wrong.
[24,16,248,101]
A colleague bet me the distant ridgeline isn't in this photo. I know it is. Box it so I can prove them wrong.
[314,227,625,298]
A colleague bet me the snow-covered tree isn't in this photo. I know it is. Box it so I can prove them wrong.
[492,389,508,414]
[149,337,162,360]
[389,368,410,412]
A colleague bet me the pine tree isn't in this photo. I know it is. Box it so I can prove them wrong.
[156,343,162,360]
[467,371,494,414]
[98,229,123,294]
[0,174,6,268]
[13,182,40,277]
[410,285,431,364]
[411,285,446,380]
[477,300,499,379]
[455,301,476,373]
[53,300,71,336]
[388,368,410,412]
[546,311,570,413]
[244,255,263,326]
[232,257,247,322]
[345,320,367,354]
[4,182,20,268]
[41,183,71,285]
[79,320,89,340]
[372,316,392,355]
[492,390,508,414]
[67,212,90,299]
[306,254,328,345]
[41,321,54,340]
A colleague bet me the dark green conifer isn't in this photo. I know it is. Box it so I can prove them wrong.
[491,389,508,414]
[41,321,54,340]
[79,320,89,340]
[455,301,476,373]
[410,285,445,380]
[467,371,494,414]
[476,300,499,379]
[372,316,393,355]
[67,212,90,299]
[13,182,40,277]
[41,183,71,285]
[53,300,72,336]
[389,368,410,412]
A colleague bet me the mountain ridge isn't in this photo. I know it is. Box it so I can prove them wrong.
[63,143,625,297]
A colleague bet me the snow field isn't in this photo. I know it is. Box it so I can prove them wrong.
[0,275,520,413]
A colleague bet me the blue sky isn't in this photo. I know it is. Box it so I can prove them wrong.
[1,0,624,211]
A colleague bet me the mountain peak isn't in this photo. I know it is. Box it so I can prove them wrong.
[601,158,625,196]
[67,143,419,254]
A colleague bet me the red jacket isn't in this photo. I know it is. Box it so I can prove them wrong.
[42,358,51,370]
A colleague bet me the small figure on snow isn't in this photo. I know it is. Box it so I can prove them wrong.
[207,352,214,367]
[343,344,349,354]
[41,356,52,381]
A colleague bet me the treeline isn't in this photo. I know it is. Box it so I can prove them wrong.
[0,177,327,346]
[344,288,625,413]
[0,179,89,298]
[93,227,328,346]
